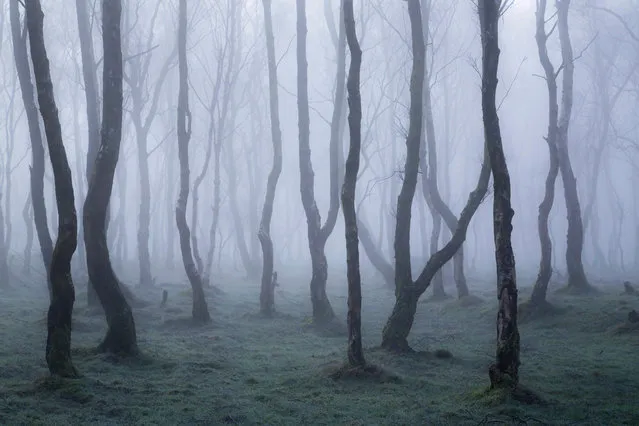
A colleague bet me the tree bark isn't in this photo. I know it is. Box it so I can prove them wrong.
[22,196,34,274]
[477,0,520,389]
[296,0,340,325]
[381,0,489,351]
[555,0,590,292]
[10,0,53,296]
[342,0,365,367]
[176,0,211,323]
[26,0,79,377]
[75,0,102,306]
[83,0,138,355]
[259,0,284,316]
[529,0,560,305]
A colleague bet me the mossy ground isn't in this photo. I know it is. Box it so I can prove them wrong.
[1,268,638,425]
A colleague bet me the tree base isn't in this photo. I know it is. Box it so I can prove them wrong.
[457,294,484,307]
[555,283,599,296]
[608,311,639,335]
[302,316,347,337]
[325,363,401,383]
[380,337,414,353]
[425,292,452,303]
[518,299,564,322]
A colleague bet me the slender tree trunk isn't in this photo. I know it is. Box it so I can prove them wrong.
[357,217,394,287]
[296,0,340,325]
[555,0,591,293]
[75,0,102,306]
[26,0,79,377]
[477,0,520,389]
[529,0,559,306]
[176,0,211,323]
[22,196,34,274]
[10,0,53,296]
[84,0,138,355]
[259,0,284,316]
[342,0,365,366]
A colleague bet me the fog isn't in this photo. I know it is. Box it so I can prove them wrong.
[1,0,638,424]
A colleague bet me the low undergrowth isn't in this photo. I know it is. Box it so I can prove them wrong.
[0,269,637,425]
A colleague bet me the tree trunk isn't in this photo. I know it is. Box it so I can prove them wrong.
[556,0,591,293]
[529,0,559,306]
[259,0,284,316]
[10,0,53,297]
[176,0,211,323]
[26,0,79,377]
[342,0,364,366]
[75,0,102,306]
[477,0,520,389]
[83,0,138,355]
[357,217,394,288]
[22,196,34,275]
[296,0,340,325]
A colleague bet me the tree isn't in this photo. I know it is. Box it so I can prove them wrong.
[296,0,341,325]
[10,0,53,297]
[342,0,364,366]
[380,0,491,352]
[555,0,592,293]
[477,0,520,389]
[25,0,79,377]
[83,0,138,355]
[176,0,211,323]
[124,1,177,288]
[258,0,284,316]
[75,0,101,306]
[526,0,560,309]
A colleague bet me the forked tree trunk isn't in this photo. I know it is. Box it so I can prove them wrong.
[296,0,342,325]
[342,0,364,366]
[529,0,559,306]
[83,0,138,355]
[259,0,284,316]
[420,1,468,300]
[26,0,78,377]
[10,0,53,296]
[555,0,591,293]
[176,0,211,323]
[477,0,520,389]
[379,3,490,346]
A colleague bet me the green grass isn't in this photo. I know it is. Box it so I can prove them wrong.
[1,269,638,425]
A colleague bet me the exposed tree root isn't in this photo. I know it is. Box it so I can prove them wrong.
[326,363,401,383]
[473,383,545,406]
[623,281,637,295]
[457,294,484,307]
[608,310,639,335]
[518,299,564,322]
[555,283,600,296]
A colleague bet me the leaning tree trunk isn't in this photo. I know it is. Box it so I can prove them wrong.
[75,0,101,306]
[529,0,560,306]
[26,0,79,377]
[420,0,469,300]
[342,0,365,367]
[10,0,53,297]
[555,0,591,293]
[83,0,138,355]
[478,0,521,389]
[357,217,394,288]
[379,3,491,347]
[22,196,34,274]
[176,0,211,323]
[259,0,284,316]
[296,0,342,325]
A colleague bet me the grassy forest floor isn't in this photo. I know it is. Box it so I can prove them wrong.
[1,266,638,425]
